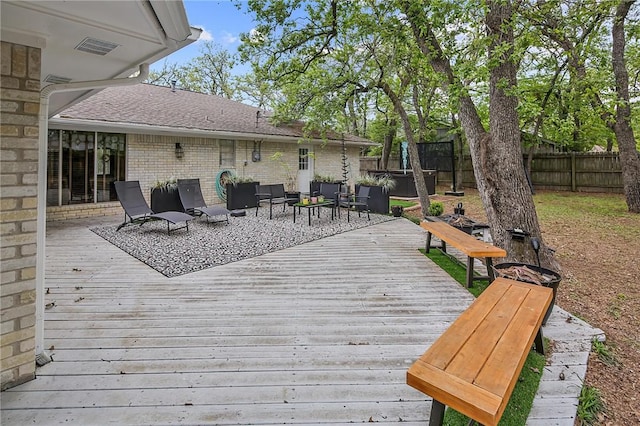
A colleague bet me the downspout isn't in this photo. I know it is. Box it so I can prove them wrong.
[35,64,149,364]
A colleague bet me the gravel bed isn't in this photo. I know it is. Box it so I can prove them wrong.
[91,207,396,277]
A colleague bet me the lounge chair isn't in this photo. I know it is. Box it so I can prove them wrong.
[114,180,194,234]
[177,178,230,224]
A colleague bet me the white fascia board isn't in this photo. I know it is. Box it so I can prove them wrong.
[149,0,192,42]
[47,118,376,147]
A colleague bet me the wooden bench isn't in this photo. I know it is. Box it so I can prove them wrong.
[421,221,506,288]
[407,277,553,426]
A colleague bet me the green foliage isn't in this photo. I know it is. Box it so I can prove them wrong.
[577,385,605,426]
[226,173,256,185]
[150,176,177,190]
[428,201,444,216]
[390,199,418,209]
[270,152,297,191]
[355,174,397,192]
[313,173,337,183]
[421,248,489,298]
[147,42,238,98]
[591,338,619,367]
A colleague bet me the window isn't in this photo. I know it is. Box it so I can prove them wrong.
[299,148,309,170]
[46,130,126,206]
[219,139,236,167]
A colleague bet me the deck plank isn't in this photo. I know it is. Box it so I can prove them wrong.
[0,215,603,425]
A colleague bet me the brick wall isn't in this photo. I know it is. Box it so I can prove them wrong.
[127,134,354,205]
[1,41,40,390]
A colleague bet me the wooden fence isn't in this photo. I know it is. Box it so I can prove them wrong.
[360,152,625,194]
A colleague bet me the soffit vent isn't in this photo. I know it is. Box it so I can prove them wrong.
[75,37,119,55]
[44,74,72,84]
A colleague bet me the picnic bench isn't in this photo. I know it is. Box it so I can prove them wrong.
[421,220,506,288]
[407,277,553,426]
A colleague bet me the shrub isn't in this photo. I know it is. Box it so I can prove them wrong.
[428,201,444,216]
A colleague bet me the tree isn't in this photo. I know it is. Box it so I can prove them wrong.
[611,0,640,212]
[239,1,452,217]
[528,0,640,211]
[186,41,237,98]
[147,42,238,98]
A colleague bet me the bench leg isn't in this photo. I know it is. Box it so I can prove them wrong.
[486,258,496,282]
[426,232,432,253]
[466,257,475,288]
[534,328,545,356]
[429,400,445,426]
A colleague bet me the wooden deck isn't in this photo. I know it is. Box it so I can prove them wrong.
[1,216,603,425]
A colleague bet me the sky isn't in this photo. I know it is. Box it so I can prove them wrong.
[150,1,255,74]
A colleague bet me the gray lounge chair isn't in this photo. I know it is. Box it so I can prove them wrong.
[177,178,230,224]
[114,180,194,234]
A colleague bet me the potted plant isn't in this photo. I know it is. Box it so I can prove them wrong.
[492,237,562,325]
[225,173,260,210]
[150,177,182,213]
[310,173,341,196]
[391,205,404,217]
[271,152,299,205]
[355,174,396,214]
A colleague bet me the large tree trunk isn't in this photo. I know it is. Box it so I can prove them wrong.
[612,0,640,213]
[380,82,431,217]
[402,0,559,270]
[381,118,396,170]
[481,2,555,267]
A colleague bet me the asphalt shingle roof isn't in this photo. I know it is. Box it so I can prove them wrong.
[57,83,372,145]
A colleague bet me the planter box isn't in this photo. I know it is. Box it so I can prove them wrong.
[226,182,259,210]
[371,170,436,197]
[355,184,389,214]
[151,188,183,213]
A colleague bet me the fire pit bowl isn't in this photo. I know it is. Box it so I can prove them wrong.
[493,262,562,325]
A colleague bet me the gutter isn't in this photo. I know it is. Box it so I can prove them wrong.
[35,64,150,365]
[47,118,378,147]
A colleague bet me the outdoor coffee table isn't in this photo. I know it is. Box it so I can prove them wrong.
[293,201,335,225]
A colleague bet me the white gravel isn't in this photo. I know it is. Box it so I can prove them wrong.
[91,206,396,277]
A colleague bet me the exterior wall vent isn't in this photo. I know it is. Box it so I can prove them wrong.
[75,37,119,55]
[44,74,72,84]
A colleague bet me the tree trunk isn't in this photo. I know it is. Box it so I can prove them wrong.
[381,118,396,170]
[451,113,464,191]
[612,0,640,213]
[402,0,559,270]
[380,82,431,217]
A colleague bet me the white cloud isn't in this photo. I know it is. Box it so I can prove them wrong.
[194,26,213,42]
[221,31,238,45]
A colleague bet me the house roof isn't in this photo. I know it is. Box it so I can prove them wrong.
[1,1,199,116]
[50,83,375,146]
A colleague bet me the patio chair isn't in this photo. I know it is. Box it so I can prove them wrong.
[177,178,230,224]
[255,184,297,219]
[338,185,371,222]
[114,180,194,234]
[314,182,341,216]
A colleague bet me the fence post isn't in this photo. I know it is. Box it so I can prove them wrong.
[571,152,577,192]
